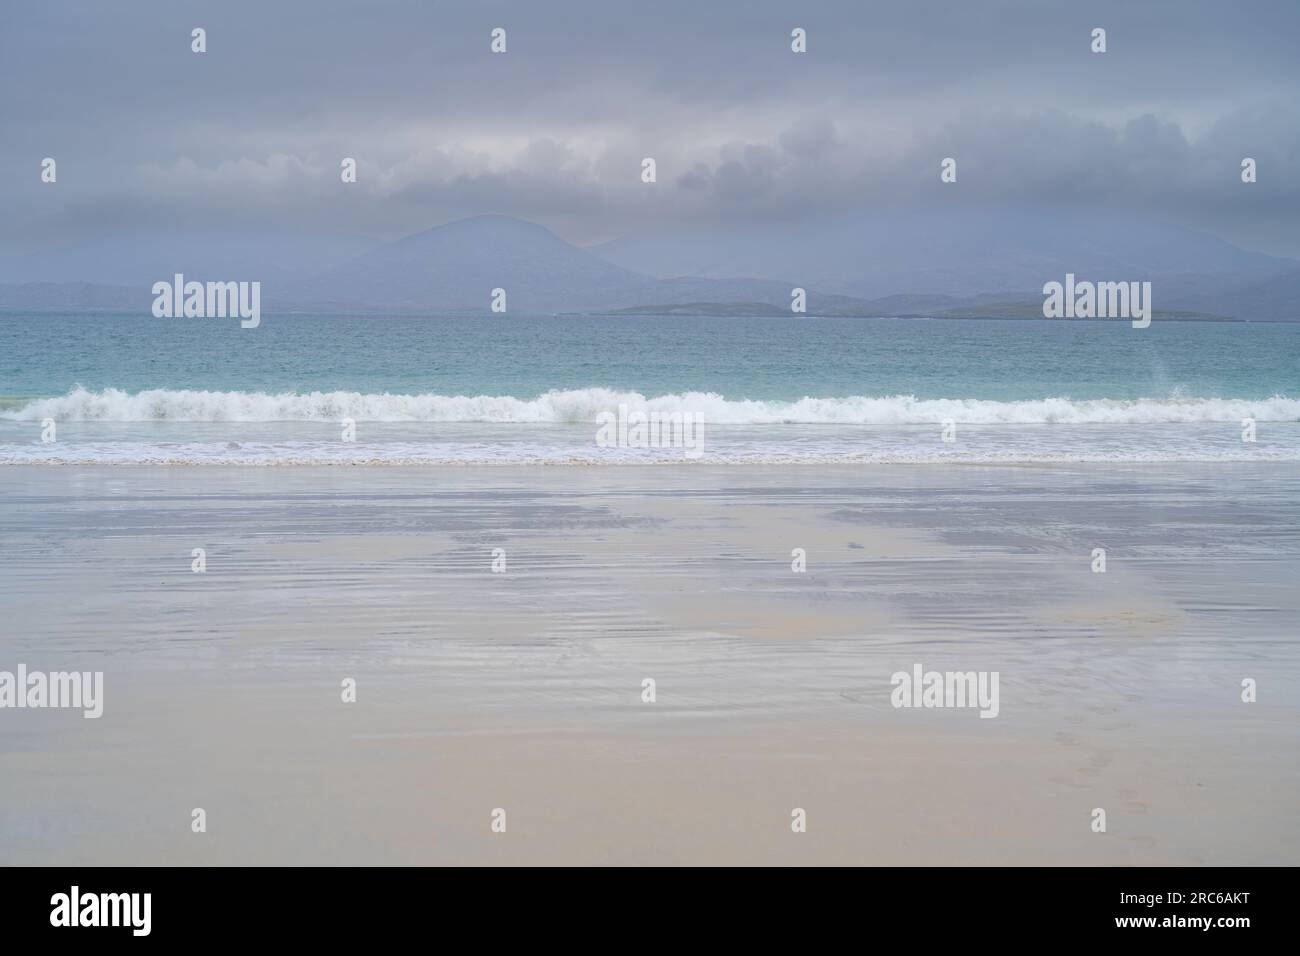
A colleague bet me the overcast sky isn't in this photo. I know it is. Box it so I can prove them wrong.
[2,0,1297,257]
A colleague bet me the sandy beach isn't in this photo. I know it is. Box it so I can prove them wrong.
[2,462,1297,865]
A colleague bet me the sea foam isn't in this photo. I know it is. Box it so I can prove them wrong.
[6,387,1300,425]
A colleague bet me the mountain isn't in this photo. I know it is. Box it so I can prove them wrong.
[282,215,656,313]
[592,207,1299,309]
[1166,267,1300,321]
[2,212,1296,319]
[279,215,865,314]
[0,216,861,314]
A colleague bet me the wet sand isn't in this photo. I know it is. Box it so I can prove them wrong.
[1,463,1298,864]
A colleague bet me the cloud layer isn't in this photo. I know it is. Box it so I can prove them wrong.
[2,0,1297,256]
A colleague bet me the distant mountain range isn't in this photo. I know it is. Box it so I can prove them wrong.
[2,212,1297,319]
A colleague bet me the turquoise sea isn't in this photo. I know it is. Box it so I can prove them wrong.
[2,312,1298,463]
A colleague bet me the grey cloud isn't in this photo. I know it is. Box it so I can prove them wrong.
[780,118,841,159]
[1,0,1297,255]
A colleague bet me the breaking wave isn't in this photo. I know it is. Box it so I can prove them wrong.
[7,387,1300,425]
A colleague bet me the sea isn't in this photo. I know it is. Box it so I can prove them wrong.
[2,312,1298,464]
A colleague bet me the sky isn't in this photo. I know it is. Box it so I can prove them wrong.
[1,0,1298,258]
